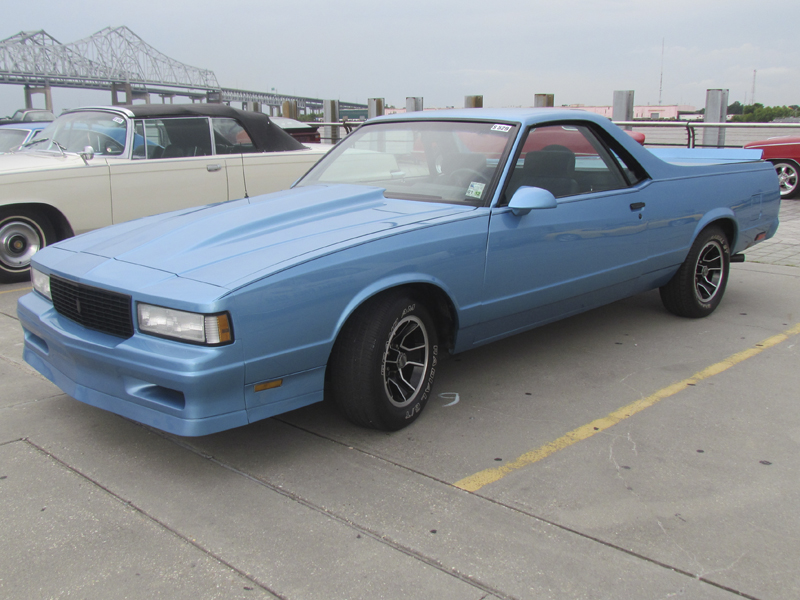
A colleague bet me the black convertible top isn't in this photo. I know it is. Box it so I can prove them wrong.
[86,104,306,152]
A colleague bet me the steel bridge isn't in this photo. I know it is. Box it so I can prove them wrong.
[0,26,366,113]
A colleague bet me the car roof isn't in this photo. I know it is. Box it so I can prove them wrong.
[0,122,47,131]
[66,102,264,123]
[63,104,306,152]
[368,107,606,128]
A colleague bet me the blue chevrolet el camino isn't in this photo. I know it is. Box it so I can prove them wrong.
[17,108,780,435]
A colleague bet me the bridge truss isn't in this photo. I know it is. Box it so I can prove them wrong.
[0,27,365,112]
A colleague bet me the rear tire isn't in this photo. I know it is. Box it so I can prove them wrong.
[0,208,55,283]
[660,226,730,318]
[772,161,799,199]
[328,290,439,430]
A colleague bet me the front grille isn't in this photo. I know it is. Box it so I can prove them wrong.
[50,275,134,339]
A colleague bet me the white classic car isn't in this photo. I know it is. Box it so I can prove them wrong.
[0,104,330,282]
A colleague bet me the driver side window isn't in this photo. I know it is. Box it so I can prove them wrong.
[504,124,630,200]
[132,118,213,159]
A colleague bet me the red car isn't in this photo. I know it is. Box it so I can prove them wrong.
[744,136,800,199]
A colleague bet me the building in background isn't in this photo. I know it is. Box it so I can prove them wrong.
[569,104,699,120]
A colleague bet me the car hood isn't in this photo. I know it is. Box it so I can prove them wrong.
[744,136,800,148]
[55,185,477,289]
[0,150,91,173]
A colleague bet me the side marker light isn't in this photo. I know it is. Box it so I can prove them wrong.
[254,379,283,393]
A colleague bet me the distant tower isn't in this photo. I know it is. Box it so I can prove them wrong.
[658,38,664,105]
[751,70,757,105]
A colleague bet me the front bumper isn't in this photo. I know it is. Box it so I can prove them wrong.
[18,291,249,436]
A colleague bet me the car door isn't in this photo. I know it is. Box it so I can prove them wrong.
[475,123,653,344]
[108,117,229,224]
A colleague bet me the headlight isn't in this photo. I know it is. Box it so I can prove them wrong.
[31,268,51,300]
[137,303,233,346]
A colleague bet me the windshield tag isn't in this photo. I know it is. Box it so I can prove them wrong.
[491,124,512,132]
[466,182,486,199]
[113,117,124,124]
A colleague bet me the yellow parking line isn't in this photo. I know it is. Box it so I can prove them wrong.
[454,322,800,493]
[0,286,31,295]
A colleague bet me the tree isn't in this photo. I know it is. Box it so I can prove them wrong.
[730,103,797,122]
[297,112,322,122]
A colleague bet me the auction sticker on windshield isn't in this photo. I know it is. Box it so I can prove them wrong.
[466,181,486,199]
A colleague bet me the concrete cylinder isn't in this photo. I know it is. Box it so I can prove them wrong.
[702,89,729,148]
[323,99,340,144]
[282,100,298,119]
[612,91,634,128]
[406,97,423,113]
[533,94,554,108]
[368,98,385,119]
[464,95,483,108]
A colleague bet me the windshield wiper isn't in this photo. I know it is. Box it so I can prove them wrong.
[22,137,50,147]
[22,137,66,156]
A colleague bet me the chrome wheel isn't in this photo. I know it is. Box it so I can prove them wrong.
[0,218,43,270]
[383,315,430,408]
[0,209,55,283]
[660,225,730,319]
[694,239,726,303]
[774,162,799,198]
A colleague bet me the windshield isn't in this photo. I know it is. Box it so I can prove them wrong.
[0,129,28,152]
[23,111,128,156]
[296,120,516,206]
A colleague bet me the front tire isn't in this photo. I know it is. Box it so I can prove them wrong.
[660,226,730,318]
[772,161,799,199]
[0,208,55,283]
[328,290,439,430]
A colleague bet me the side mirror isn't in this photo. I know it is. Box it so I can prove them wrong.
[508,186,558,216]
[79,146,94,164]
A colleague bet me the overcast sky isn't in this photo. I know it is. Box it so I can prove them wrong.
[2,0,797,116]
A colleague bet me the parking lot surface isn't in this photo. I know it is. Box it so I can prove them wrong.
[1,200,799,600]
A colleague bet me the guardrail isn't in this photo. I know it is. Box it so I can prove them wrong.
[312,119,800,148]
[612,121,800,148]
[313,120,362,144]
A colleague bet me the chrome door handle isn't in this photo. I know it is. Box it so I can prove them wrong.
[207,164,222,172]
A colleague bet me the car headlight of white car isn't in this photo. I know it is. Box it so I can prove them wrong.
[137,303,233,345]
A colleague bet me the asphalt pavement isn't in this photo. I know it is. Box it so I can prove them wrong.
[1,200,799,600]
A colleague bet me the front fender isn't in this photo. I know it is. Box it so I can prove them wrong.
[333,273,462,337]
